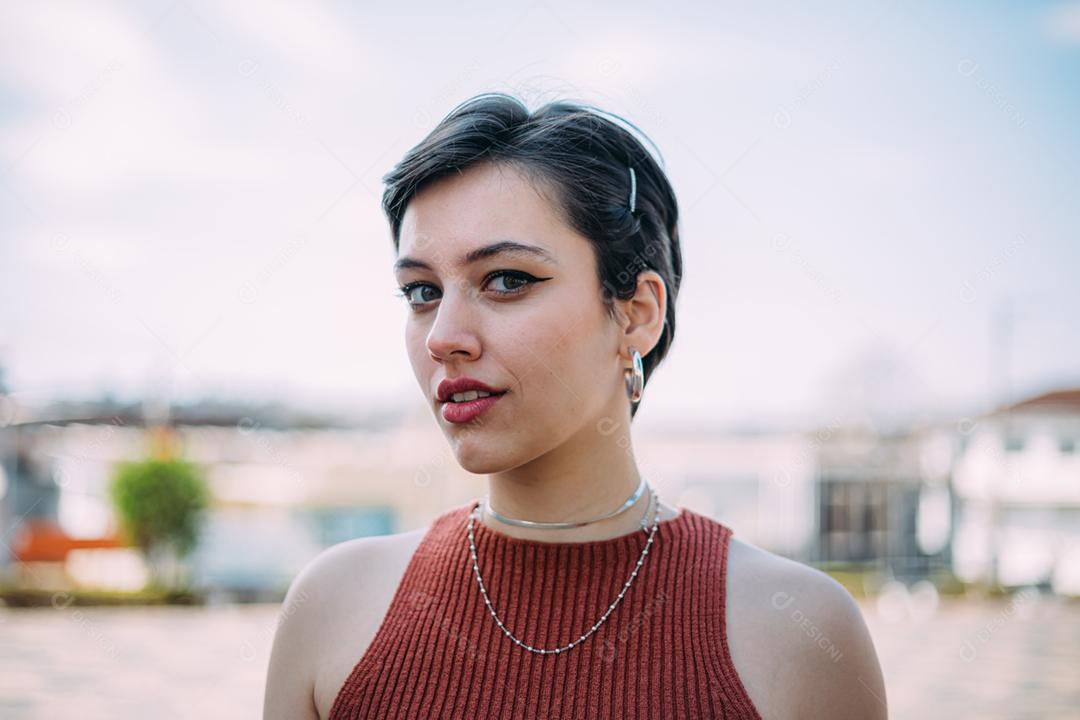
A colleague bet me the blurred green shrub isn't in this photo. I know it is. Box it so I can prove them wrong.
[108,458,210,589]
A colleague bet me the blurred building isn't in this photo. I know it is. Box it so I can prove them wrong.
[0,398,473,600]
[951,388,1080,595]
[812,425,954,581]
[4,386,1078,601]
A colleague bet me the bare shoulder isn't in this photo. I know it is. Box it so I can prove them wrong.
[264,525,429,720]
[725,536,888,720]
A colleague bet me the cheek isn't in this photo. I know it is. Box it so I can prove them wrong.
[404,323,430,375]
[404,321,425,349]
[481,313,562,389]
[506,307,609,398]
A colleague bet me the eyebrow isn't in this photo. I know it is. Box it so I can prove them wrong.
[393,240,558,273]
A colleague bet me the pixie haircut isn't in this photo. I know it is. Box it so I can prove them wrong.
[382,92,682,419]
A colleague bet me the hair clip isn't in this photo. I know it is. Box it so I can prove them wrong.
[628,166,637,214]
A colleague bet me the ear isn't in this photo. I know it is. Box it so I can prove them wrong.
[615,270,667,358]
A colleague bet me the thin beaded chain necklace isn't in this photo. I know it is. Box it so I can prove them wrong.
[465,487,662,655]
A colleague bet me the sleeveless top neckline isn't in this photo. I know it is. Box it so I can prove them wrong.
[328,499,764,719]
[467,497,689,552]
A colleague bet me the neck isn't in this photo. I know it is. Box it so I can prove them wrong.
[482,413,651,542]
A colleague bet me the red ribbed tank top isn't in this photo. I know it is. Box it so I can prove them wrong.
[328,499,763,719]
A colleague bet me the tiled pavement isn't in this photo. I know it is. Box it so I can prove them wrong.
[861,593,1080,719]
[1,596,1077,718]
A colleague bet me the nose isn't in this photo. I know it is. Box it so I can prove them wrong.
[425,286,481,363]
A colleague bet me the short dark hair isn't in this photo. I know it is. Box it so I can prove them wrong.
[381,92,682,419]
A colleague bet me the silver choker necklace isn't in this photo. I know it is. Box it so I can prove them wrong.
[481,476,649,529]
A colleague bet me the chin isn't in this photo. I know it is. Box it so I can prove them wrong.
[448,435,516,475]
[452,452,508,476]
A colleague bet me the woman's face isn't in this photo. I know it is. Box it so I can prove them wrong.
[394,161,629,474]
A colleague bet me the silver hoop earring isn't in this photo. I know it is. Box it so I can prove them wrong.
[624,346,644,403]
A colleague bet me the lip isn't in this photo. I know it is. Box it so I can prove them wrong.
[436,376,509,404]
[441,392,506,424]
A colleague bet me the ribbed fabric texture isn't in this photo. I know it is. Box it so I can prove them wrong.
[328,499,763,720]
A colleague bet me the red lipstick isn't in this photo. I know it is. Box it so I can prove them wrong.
[436,376,509,424]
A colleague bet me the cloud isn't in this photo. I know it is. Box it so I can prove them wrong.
[207,1,362,68]
[0,2,161,102]
[1043,1,1080,43]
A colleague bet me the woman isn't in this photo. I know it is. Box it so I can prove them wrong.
[265,93,887,719]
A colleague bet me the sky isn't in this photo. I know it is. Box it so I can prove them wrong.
[2,0,1079,433]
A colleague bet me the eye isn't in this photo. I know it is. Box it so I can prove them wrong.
[394,270,552,311]
[394,281,440,307]
[484,270,539,296]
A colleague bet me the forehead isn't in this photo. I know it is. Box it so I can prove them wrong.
[396,162,579,266]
